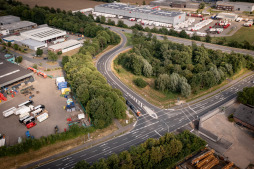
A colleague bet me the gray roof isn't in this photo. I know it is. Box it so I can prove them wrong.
[20,39,46,47]
[0,15,20,25]
[216,1,254,6]
[234,104,254,127]
[97,3,183,17]
[1,21,36,31]
[0,58,33,88]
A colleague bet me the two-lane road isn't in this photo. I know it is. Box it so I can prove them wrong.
[33,29,254,169]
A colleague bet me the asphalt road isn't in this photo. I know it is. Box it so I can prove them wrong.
[33,28,254,169]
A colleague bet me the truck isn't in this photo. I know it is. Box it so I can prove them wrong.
[3,107,16,117]
[18,100,33,107]
[15,106,31,115]
[126,100,141,117]
[37,112,49,122]
[23,116,35,125]
[30,108,43,117]
[244,21,253,27]
[19,114,30,123]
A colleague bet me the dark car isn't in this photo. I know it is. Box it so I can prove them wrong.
[43,57,48,60]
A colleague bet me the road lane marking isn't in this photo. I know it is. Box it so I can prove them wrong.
[154,130,161,137]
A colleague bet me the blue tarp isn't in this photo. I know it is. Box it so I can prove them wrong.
[58,82,67,90]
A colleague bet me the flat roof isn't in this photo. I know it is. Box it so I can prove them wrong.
[0,21,36,31]
[49,40,81,50]
[21,27,66,42]
[96,3,183,17]
[0,15,20,25]
[234,104,254,127]
[0,58,33,88]
[217,1,254,6]
[3,35,26,42]
[20,39,46,47]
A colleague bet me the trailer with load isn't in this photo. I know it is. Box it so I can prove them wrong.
[23,116,35,125]
[18,100,33,107]
[15,106,33,115]
[3,107,16,117]
[37,112,49,122]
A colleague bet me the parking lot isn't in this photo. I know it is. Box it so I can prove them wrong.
[0,73,79,146]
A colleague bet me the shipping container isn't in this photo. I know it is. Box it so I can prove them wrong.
[37,113,49,122]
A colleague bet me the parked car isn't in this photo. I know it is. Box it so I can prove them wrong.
[26,122,36,129]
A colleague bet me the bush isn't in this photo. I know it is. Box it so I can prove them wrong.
[13,44,19,50]
[57,51,62,55]
[32,64,38,69]
[228,114,234,122]
[133,78,147,88]
[15,56,23,63]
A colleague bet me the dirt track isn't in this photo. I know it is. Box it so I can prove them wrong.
[18,0,105,10]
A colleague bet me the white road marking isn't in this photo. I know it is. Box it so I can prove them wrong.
[154,130,162,137]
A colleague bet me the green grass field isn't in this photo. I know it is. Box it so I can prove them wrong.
[212,26,254,45]
[124,33,133,46]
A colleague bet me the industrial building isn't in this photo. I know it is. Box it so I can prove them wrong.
[94,3,186,25]
[216,12,238,21]
[20,27,66,43]
[18,39,47,51]
[216,1,254,12]
[150,0,199,9]
[0,58,34,88]
[48,40,82,53]
[2,35,26,43]
[0,15,20,25]
[234,104,254,131]
[0,21,37,34]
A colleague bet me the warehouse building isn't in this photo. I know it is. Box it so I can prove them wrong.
[216,12,238,21]
[48,40,82,53]
[0,58,34,88]
[234,104,254,131]
[95,3,186,26]
[216,1,254,12]
[0,21,37,34]
[20,27,66,43]
[18,39,47,51]
[2,35,26,43]
[0,15,20,25]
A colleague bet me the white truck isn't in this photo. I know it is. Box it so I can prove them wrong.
[3,107,16,117]
[37,113,49,122]
[15,105,33,115]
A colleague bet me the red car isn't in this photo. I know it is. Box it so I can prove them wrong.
[26,122,36,129]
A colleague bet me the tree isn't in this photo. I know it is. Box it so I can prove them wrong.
[143,60,153,77]
[155,74,170,91]
[180,81,191,97]
[36,48,43,56]
[100,16,106,24]
[237,87,254,106]
[32,64,38,69]
[143,0,146,5]
[134,78,147,88]
[13,44,19,50]
[205,34,211,43]
[15,56,23,63]
[199,2,205,9]
[48,51,58,61]
[7,42,11,47]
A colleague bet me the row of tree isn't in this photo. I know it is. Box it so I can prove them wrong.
[237,87,254,106]
[74,131,206,169]
[62,29,125,129]
[93,15,254,51]
[116,30,254,97]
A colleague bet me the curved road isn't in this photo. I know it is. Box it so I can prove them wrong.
[34,28,254,169]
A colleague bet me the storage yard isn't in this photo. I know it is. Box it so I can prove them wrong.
[0,70,90,146]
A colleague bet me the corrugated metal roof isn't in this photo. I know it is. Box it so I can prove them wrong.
[20,39,46,47]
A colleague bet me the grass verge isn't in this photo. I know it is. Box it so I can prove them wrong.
[124,33,133,47]
[212,26,254,45]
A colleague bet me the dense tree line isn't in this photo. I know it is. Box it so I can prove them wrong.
[116,30,254,97]
[237,87,254,106]
[63,29,125,129]
[74,131,206,169]
[230,0,254,2]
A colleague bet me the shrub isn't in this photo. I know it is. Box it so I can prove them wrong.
[133,78,147,88]
[228,114,234,122]
[32,64,38,69]
[15,56,23,63]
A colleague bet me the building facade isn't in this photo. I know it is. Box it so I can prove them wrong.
[48,40,82,53]
[95,3,186,26]
[216,1,254,12]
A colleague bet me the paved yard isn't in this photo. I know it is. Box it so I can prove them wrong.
[202,104,254,169]
[0,73,76,145]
